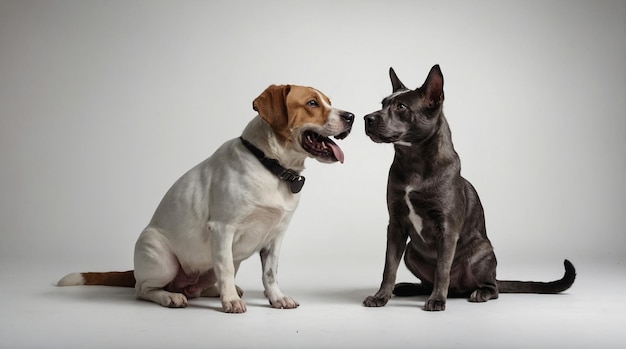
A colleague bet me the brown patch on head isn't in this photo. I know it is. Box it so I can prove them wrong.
[253,84,291,140]
[285,86,331,133]
[252,84,331,141]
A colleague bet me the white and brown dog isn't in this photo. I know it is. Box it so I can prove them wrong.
[58,84,354,313]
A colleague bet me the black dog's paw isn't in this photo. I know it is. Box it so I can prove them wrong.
[424,297,446,311]
[469,288,498,303]
[363,295,390,307]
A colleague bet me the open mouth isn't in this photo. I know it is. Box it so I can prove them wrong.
[302,130,347,163]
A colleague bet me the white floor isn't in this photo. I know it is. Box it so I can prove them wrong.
[2,258,624,349]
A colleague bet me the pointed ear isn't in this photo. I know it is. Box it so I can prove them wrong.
[420,64,444,107]
[389,67,407,92]
[252,84,291,133]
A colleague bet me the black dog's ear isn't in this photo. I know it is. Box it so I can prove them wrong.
[389,67,407,92]
[421,64,444,107]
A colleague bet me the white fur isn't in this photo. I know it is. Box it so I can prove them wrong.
[56,272,84,286]
[404,186,424,242]
[394,141,413,147]
[318,90,342,127]
[134,115,308,312]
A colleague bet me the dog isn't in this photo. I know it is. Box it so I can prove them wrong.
[362,65,575,311]
[58,84,354,313]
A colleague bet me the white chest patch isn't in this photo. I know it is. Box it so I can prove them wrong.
[394,141,413,147]
[404,186,424,241]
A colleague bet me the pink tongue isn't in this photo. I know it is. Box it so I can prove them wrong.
[328,142,345,164]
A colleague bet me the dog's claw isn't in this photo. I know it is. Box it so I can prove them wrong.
[469,288,498,303]
[363,295,389,307]
[269,296,299,309]
[165,293,188,308]
[424,298,446,311]
[222,299,247,313]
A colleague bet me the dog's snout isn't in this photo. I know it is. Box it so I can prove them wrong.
[341,111,355,124]
[364,114,377,127]
[364,113,383,141]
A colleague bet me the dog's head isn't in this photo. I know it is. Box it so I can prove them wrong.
[253,85,354,163]
[364,65,444,145]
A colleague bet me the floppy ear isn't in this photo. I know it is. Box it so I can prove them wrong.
[252,84,291,132]
[389,67,407,92]
[420,64,444,108]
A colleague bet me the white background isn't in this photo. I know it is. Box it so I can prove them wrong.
[1,1,624,348]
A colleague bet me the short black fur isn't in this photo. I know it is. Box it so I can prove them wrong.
[363,65,576,311]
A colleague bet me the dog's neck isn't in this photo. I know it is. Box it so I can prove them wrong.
[393,114,460,178]
[241,116,307,172]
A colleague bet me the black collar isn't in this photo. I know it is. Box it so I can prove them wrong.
[240,137,305,194]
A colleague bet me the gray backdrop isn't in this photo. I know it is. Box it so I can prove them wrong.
[1,0,624,277]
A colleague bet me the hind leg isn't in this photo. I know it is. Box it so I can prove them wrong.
[134,228,188,308]
[399,244,435,294]
[468,249,499,303]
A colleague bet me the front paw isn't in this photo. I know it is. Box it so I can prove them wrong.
[424,297,446,311]
[269,296,299,309]
[222,298,247,313]
[164,293,188,308]
[363,294,390,307]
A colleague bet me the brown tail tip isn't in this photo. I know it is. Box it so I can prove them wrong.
[56,271,135,288]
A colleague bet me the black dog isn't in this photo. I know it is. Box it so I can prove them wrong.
[362,65,576,311]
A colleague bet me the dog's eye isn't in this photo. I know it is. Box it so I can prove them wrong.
[306,100,319,107]
[395,103,407,111]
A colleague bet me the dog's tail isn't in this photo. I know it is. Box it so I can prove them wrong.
[392,259,576,297]
[497,259,576,294]
[57,270,136,288]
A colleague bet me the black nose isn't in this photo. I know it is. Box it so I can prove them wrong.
[341,112,355,124]
[364,114,377,126]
